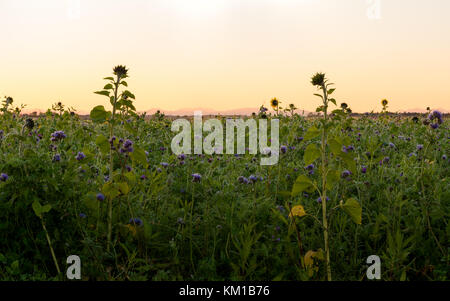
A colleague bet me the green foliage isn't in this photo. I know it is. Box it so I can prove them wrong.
[0,77,448,281]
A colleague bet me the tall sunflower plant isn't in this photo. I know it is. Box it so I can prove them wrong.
[90,65,148,252]
[285,73,363,281]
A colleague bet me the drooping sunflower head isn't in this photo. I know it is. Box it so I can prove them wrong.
[340,103,348,110]
[381,99,388,107]
[270,98,279,109]
[311,72,326,87]
[113,65,129,78]
[25,118,34,130]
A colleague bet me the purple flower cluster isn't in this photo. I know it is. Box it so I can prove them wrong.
[191,173,202,182]
[75,152,86,161]
[342,145,354,153]
[341,170,352,179]
[428,110,443,129]
[317,196,330,203]
[120,139,134,154]
[238,176,250,184]
[50,130,66,142]
[306,164,315,175]
[129,218,143,227]
[238,175,262,184]
[0,173,8,182]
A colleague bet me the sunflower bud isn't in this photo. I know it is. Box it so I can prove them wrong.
[113,65,128,78]
[25,118,34,130]
[311,73,326,87]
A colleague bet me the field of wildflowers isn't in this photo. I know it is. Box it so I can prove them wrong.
[0,68,448,281]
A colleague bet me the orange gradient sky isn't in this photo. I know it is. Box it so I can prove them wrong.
[1,0,449,113]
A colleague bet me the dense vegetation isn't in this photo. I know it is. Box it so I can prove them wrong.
[0,69,448,281]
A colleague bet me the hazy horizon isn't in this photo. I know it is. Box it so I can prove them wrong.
[1,0,450,113]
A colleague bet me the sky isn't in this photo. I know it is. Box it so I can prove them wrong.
[1,0,449,114]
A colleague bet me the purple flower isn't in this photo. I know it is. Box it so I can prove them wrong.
[431,123,439,130]
[79,213,87,219]
[140,175,147,180]
[75,152,85,161]
[129,218,143,227]
[317,196,330,203]
[191,173,202,182]
[428,110,443,124]
[178,154,186,160]
[160,162,169,168]
[249,175,258,183]
[361,166,367,174]
[50,130,66,141]
[280,145,288,154]
[123,139,133,149]
[442,155,448,160]
[389,142,396,148]
[417,144,423,151]
[341,170,352,178]
[97,193,105,201]
[306,164,315,171]
[53,154,61,162]
[126,165,132,172]
[0,173,8,182]
[342,145,354,153]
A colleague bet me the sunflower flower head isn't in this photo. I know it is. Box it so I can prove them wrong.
[270,98,279,109]
[311,72,326,87]
[113,65,128,79]
[381,99,388,107]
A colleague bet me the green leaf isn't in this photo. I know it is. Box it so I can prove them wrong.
[117,182,130,195]
[314,93,323,99]
[41,204,52,214]
[304,144,320,165]
[103,84,114,90]
[122,90,135,99]
[104,77,114,81]
[130,147,147,166]
[95,134,110,154]
[32,200,42,218]
[94,90,110,97]
[328,138,342,156]
[120,81,128,87]
[328,98,336,105]
[340,152,357,174]
[304,126,320,140]
[325,170,339,191]
[292,175,314,196]
[90,105,110,123]
[341,198,362,225]
[102,182,120,200]
[327,88,336,95]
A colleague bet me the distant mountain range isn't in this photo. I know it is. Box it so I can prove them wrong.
[140,107,313,116]
[21,107,449,116]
